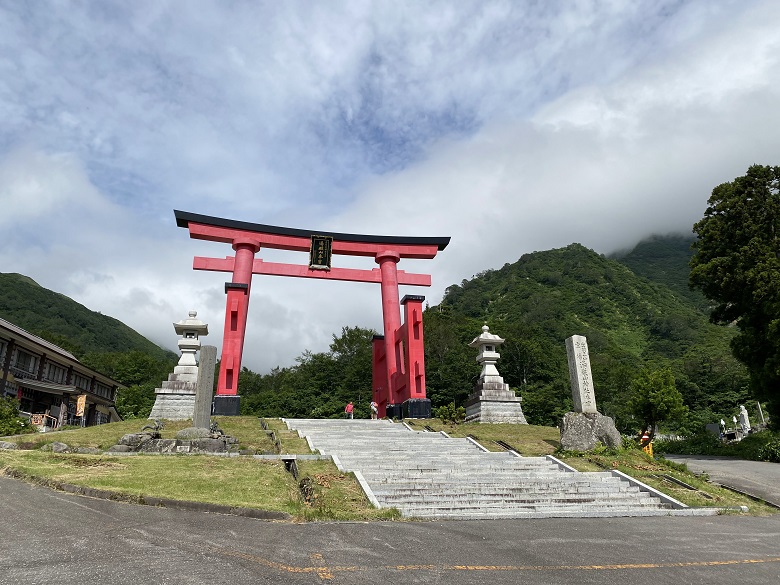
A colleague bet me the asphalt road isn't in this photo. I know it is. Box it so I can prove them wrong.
[2,475,780,585]
[665,455,780,507]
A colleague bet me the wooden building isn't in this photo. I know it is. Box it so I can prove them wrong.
[0,317,122,429]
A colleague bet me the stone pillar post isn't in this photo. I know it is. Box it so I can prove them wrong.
[193,345,217,429]
[565,335,597,413]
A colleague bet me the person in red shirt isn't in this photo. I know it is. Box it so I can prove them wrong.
[345,402,354,419]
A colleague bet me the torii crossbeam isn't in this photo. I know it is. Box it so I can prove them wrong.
[175,210,449,417]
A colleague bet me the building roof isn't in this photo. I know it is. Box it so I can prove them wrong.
[0,316,78,361]
[0,316,123,389]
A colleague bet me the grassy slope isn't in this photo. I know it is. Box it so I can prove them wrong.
[3,417,775,518]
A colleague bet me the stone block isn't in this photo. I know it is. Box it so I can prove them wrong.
[117,433,155,447]
[0,441,18,450]
[402,398,431,419]
[192,438,228,453]
[385,404,403,419]
[213,395,240,416]
[465,399,527,424]
[464,379,527,424]
[50,442,70,453]
[559,411,621,451]
[176,427,212,440]
[107,444,132,452]
[149,392,197,420]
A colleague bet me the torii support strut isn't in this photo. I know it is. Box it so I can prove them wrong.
[174,210,449,417]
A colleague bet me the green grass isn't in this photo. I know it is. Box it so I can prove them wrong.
[2,416,776,518]
[295,460,401,521]
[407,419,560,456]
[0,450,302,512]
[556,447,777,513]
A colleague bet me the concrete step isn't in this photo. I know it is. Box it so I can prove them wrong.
[284,418,680,519]
[376,493,662,506]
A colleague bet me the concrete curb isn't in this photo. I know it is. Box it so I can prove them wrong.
[465,436,490,452]
[610,469,688,509]
[714,482,780,509]
[353,470,381,508]
[545,455,578,472]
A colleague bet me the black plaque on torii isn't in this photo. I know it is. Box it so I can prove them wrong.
[309,235,333,271]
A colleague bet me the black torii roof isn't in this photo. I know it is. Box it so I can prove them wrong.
[174,210,450,251]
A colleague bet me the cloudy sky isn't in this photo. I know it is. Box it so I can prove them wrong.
[1,0,779,373]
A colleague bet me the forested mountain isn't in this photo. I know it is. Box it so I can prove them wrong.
[1,234,752,430]
[0,272,174,361]
[423,240,749,431]
[610,234,710,311]
[0,272,177,417]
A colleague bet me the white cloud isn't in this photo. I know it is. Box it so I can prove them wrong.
[333,0,780,300]
[1,1,778,374]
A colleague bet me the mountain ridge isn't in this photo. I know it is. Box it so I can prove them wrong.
[0,272,175,362]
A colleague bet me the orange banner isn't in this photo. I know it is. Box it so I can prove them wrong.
[75,394,87,417]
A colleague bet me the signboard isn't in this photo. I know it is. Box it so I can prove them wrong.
[309,235,333,271]
[75,394,87,417]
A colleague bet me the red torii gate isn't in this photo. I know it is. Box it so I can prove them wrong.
[174,210,449,417]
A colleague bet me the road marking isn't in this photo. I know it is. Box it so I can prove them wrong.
[209,547,780,581]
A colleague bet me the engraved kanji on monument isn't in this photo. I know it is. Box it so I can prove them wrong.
[565,334,597,414]
[560,334,621,450]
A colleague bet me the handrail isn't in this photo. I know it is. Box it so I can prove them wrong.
[29,413,60,430]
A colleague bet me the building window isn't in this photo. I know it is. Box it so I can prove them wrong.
[94,382,111,399]
[45,362,68,384]
[72,373,91,392]
[13,350,38,375]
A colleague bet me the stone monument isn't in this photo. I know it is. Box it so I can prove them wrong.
[739,404,751,433]
[464,325,527,424]
[559,334,621,450]
[148,311,209,420]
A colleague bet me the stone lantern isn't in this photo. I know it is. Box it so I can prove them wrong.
[470,324,505,383]
[148,310,209,420]
[174,311,209,368]
[464,325,527,424]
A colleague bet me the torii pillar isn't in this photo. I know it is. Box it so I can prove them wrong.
[174,210,449,417]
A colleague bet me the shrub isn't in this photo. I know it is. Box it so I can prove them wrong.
[654,431,722,455]
[0,396,36,436]
[435,402,466,425]
[758,439,780,462]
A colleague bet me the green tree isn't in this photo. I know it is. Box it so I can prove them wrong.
[628,367,687,442]
[690,165,780,425]
[0,396,35,436]
[239,326,376,418]
[81,350,177,419]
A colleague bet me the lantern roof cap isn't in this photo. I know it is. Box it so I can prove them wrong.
[174,310,209,336]
[469,324,505,348]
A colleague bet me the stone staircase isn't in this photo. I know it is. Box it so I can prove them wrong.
[285,418,714,519]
